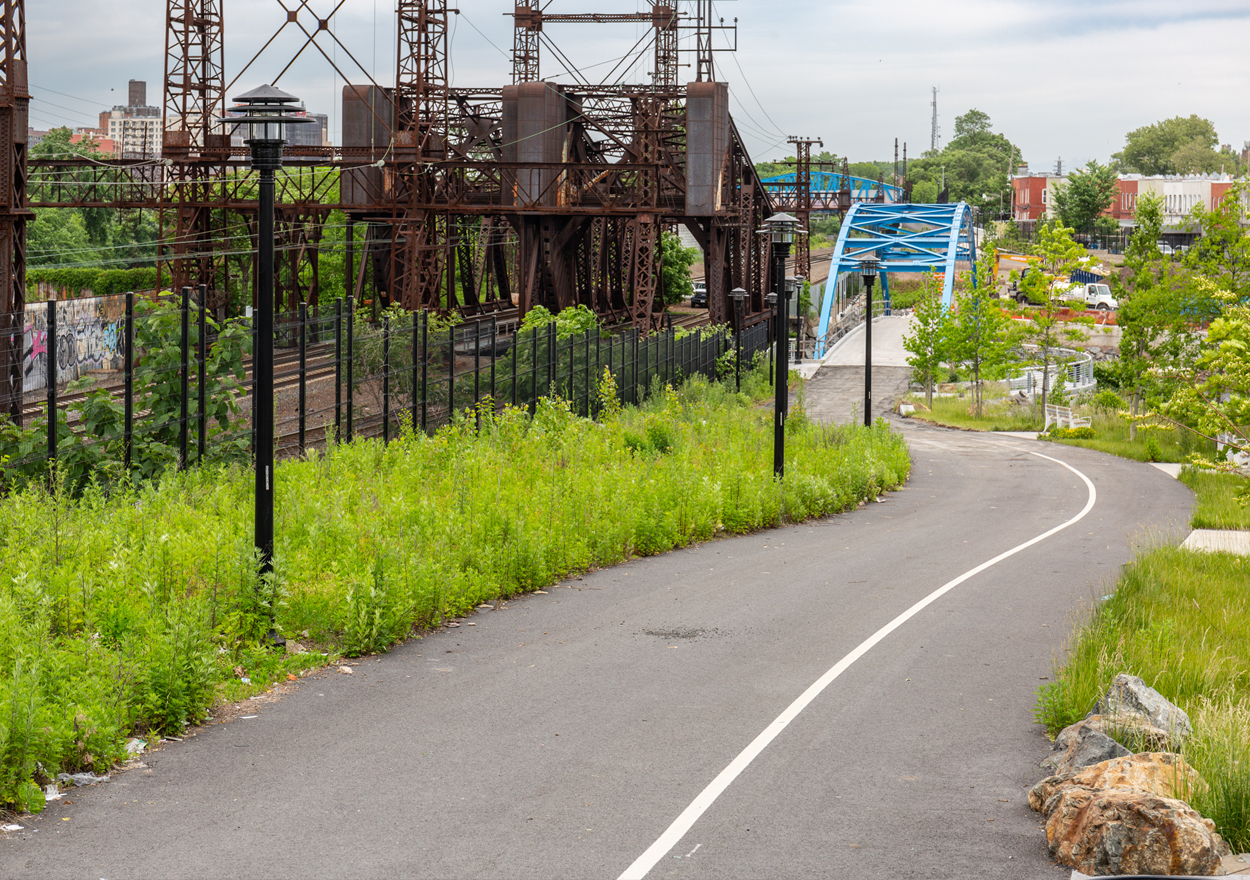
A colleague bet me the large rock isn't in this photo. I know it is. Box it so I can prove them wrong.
[1082,713,1176,752]
[1043,785,1229,876]
[1041,720,1130,777]
[1092,674,1192,742]
[1030,752,1205,813]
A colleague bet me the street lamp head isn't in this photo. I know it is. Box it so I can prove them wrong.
[756,211,805,245]
[765,291,778,307]
[859,253,881,286]
[785,275,802,295]
[223,84,311,169]
[729,287,747,302]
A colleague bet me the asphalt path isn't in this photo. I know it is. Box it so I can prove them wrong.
[2,420,1192,879]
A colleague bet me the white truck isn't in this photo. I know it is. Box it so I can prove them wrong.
[1059,282,1118,311]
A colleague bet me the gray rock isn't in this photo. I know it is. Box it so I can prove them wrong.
[1090,673,1192,741]
[1041,720,1130,776]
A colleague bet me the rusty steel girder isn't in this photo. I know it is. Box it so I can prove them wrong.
[0,0,28,423]
[22,1,779,336]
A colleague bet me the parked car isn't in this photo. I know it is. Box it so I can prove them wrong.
[690,281,707,308]
[1157,241,1175,256]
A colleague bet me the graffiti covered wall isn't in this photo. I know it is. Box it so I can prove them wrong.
[23,297,127,394]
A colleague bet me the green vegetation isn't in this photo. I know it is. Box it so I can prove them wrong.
[27,129,159,273]
[1,298,253,494]
[1179,468,1250,530]
[905,388,1042,433]
[0,364,910,812]
[660,230,699,305]
[1034,545,1250,849]
[1052,160,1119,238]
[908,109,1023,213]
[1042,412,1211,464]
[904,382,1219,465]
[1113,114,1240,177]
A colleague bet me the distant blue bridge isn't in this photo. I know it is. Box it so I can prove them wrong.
[815,202,978,356]
[760,171,905,211]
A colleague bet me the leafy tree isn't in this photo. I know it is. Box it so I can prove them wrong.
[1158,304,1250,460]
[905,110,1023,212]
[902,272,953,407]
[1184,182,1250,303]
[660,230,698,305]
[953,109,991,140]
[1113,115,1219,176]
[1014,223,1094,412]
[28,127,159,273]
[949,253,1024,417]
[1052,160,1117,235]
[1116,192,1201,439]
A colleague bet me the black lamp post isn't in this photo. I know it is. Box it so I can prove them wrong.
[758,212,804,478]
[730,287,746,392]
[859,254,880,427]
[787,274,804,359]
[224,84,311,642]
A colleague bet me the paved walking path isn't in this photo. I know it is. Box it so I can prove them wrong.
[2,361,1198,879]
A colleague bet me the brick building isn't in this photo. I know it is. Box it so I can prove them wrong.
[1011,170,1244,235]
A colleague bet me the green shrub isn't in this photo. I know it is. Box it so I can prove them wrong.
[1046,426,1096,440]
[1094,389,1127,412]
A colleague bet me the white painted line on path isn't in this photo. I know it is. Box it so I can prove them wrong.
[618,448,1098,880]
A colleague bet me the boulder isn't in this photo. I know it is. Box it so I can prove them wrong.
[1041,720,1130,777]
[1030,752,1205,813]
[1043,785,1229,876]
[1092,674,1192,742]
[1083,713,1176,752]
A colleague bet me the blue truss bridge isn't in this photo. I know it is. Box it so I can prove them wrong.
[760,171,905,211]
[814,202,978,357]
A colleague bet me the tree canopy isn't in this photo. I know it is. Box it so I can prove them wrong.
[906,109,1023,214]
[1052,160,1118,235]
[1112,115,1232,176]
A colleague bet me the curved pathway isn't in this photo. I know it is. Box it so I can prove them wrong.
[1,419,1191,879]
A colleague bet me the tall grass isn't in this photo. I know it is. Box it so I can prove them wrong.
[0,365,910,812]
[1036,545,1250,846]
[906,387,1043,432]
[1180,468,1250,530]
[909,385,1216,464]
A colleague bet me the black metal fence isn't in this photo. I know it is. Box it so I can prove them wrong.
[1,288,773,492]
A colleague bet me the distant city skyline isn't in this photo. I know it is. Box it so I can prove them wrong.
[26,0,1250,170]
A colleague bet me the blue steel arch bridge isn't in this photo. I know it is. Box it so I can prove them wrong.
[814,202,978,357]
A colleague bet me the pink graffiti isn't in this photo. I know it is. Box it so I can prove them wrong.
[30,328,47,359]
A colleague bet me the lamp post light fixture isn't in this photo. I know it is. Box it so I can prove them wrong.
[787,274,805,358]
[765,290,777,387]
[729,287,746,392]
[224,84,312,644]
[859,254,881,427]
[757,212,805,478]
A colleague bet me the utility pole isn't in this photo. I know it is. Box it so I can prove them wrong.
[787,135,822,279]
[930,86,940,153]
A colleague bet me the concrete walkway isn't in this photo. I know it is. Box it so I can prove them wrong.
[795,315,914,425]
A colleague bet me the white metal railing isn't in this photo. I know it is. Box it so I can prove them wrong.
[1009,346,1096,399]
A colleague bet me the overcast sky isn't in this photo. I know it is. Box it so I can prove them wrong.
[26,0,1250,172]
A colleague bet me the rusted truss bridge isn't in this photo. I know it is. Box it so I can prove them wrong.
[0,0,896,423]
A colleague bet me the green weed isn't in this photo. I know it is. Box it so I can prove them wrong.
[1037,544,1250,846]
[0,360,909,811]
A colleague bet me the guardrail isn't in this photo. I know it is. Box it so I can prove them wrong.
[1008,346,1096,399]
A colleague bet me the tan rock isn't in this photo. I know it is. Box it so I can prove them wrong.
[1044,785,1229,876]
[1030,752,1205,813]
